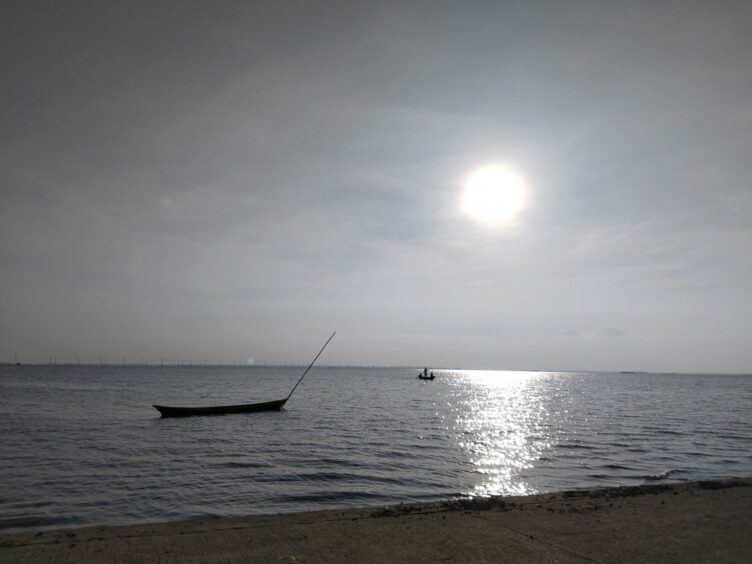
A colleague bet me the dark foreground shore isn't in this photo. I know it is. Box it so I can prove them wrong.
[1,477,750,563]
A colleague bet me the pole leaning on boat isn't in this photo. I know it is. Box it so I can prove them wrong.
[286,331,336,400]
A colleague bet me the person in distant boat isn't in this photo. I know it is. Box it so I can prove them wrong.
[430,371,434,379]
[423,367,428,377]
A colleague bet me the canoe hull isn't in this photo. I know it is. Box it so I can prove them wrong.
[153,398,287,418]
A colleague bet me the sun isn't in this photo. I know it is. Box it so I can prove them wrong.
[461,165,527,226]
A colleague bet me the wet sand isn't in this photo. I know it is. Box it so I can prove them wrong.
[1,477,750,563]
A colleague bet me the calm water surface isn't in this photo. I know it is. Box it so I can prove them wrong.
[1,365,751,531]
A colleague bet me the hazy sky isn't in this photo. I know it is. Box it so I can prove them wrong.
[2,1,751,371]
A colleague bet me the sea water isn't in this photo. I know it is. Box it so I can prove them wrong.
[1,365,750,531]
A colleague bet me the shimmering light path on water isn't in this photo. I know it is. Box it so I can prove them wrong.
[1,366,750,531]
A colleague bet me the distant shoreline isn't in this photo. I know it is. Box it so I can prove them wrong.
[2,477,750,563]
[1,363,750,375]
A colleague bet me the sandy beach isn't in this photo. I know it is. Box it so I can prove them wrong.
[1,477,750,563]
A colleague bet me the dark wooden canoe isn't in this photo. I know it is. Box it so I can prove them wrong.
[417,374,435,380]
[153,332,335,419]
[153,398,287,418]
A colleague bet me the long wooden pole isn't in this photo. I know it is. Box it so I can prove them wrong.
[286,332,336,401]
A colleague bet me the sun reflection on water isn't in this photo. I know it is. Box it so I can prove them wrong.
[447,370,553,497]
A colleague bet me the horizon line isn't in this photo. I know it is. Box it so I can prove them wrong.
[1,361,749,376]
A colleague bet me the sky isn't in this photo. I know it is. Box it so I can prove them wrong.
[2,1,751,372]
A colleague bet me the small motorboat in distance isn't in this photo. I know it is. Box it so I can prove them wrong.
[417,367,435,380]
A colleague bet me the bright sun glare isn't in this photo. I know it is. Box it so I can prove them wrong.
[461,165,527,226]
